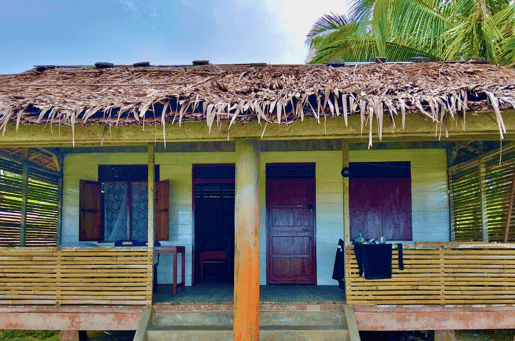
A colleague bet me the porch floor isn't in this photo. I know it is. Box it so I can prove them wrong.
[153,282,344,304]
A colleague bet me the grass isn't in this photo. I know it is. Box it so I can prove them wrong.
[0,330,60,341]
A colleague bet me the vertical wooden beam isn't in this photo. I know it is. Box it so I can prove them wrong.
[479,159,489,242]
[504,162,515,243]
[234,138,260,341]
[342,141,351,305]
[147,143,155,305]
[148,143,155,250]
[342,141,350,246]
[56,160,64,246]
[19,148,29,247]
[448,170,456,242]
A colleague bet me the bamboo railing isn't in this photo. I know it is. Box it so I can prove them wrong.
[0,247,152,306]
[345,243,515,305]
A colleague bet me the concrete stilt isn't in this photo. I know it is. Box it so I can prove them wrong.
[435,330,456,341]
[59,330,78,341]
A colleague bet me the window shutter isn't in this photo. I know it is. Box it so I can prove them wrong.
[156,180,169,241]
[79,180,101,241]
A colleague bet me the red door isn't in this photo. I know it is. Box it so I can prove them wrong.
[267,178,316,284]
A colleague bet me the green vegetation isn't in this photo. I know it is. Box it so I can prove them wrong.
[306,0,515,65]
[0,330,59,341]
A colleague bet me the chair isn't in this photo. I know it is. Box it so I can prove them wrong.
[199,251,228,279]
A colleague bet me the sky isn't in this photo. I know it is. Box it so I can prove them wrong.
[0,0,348,74]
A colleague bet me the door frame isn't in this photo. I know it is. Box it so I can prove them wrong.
[191,164,235,285]
[266,163,317,285]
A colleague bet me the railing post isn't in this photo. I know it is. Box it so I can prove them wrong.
[234,138,260,341]
[439,245,445,305]
[56,249,61,306]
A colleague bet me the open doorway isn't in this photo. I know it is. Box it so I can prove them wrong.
[193,164,235,284]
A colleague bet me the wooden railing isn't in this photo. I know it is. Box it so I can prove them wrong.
[0,247,152,306]
[345,243,515,305]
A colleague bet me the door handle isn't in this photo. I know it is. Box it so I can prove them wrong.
[307,204,314,212]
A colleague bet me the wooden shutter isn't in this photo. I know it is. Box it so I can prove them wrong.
[349,162,412,241]
[156,180,169,241]
[79,180,101,241]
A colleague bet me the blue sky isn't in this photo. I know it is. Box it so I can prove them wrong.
[0,0,347,74]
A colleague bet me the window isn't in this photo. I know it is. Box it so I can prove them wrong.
[349,162,412,241]
[79,165,169,242]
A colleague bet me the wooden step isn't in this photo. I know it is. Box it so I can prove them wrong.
[146,325,351,341]
[152,310,346,327]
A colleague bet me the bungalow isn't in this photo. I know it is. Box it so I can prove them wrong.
[0,60,514,340]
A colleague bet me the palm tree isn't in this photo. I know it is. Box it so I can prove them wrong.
[306,0,515,65]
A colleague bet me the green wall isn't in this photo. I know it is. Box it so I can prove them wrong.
[62,148,449,286]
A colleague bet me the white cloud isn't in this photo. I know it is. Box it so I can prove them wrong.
[115,0,159,18]
[264,0,349,63]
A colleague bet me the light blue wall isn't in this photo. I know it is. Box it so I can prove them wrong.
[62,148,449,286]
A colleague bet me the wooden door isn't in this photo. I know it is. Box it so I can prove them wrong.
[267,178,316,284]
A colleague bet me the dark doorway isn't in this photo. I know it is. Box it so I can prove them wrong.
[266,163,316,285]
[349,162,412,241]
[193,165,235,283]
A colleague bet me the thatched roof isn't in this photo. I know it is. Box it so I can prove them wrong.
[0,61,514,145]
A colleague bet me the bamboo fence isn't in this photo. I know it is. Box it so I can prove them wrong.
[0,246,152,306]
[345,243,515,305]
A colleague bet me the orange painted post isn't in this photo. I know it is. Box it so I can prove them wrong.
[234,138,260,341]
[147,143,155,305]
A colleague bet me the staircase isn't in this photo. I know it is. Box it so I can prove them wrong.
[134,305,360,341]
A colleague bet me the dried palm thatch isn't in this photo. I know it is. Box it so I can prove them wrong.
[0,62,514,146]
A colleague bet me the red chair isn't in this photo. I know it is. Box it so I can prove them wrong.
[199,251,228,279]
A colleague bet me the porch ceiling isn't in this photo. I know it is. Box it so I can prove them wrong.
[0,62,514,146]
[0,148,61,171]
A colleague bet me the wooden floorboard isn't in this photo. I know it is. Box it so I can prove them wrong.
[153,282,344,304]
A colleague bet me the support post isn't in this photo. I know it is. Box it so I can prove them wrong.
[56,155,64,246]
[148,143,155,250]
[234,138,260,341]
[342,141,351,304]
[479,159,488,241]
[434,330,456,341]
[147,143,155,305]
[19,148,29,247]
[504,162,515,243]
[342,141,350,246]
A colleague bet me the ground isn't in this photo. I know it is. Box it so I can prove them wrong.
[361,330,515,341]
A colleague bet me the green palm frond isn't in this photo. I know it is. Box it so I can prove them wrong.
[306,0,515,66]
